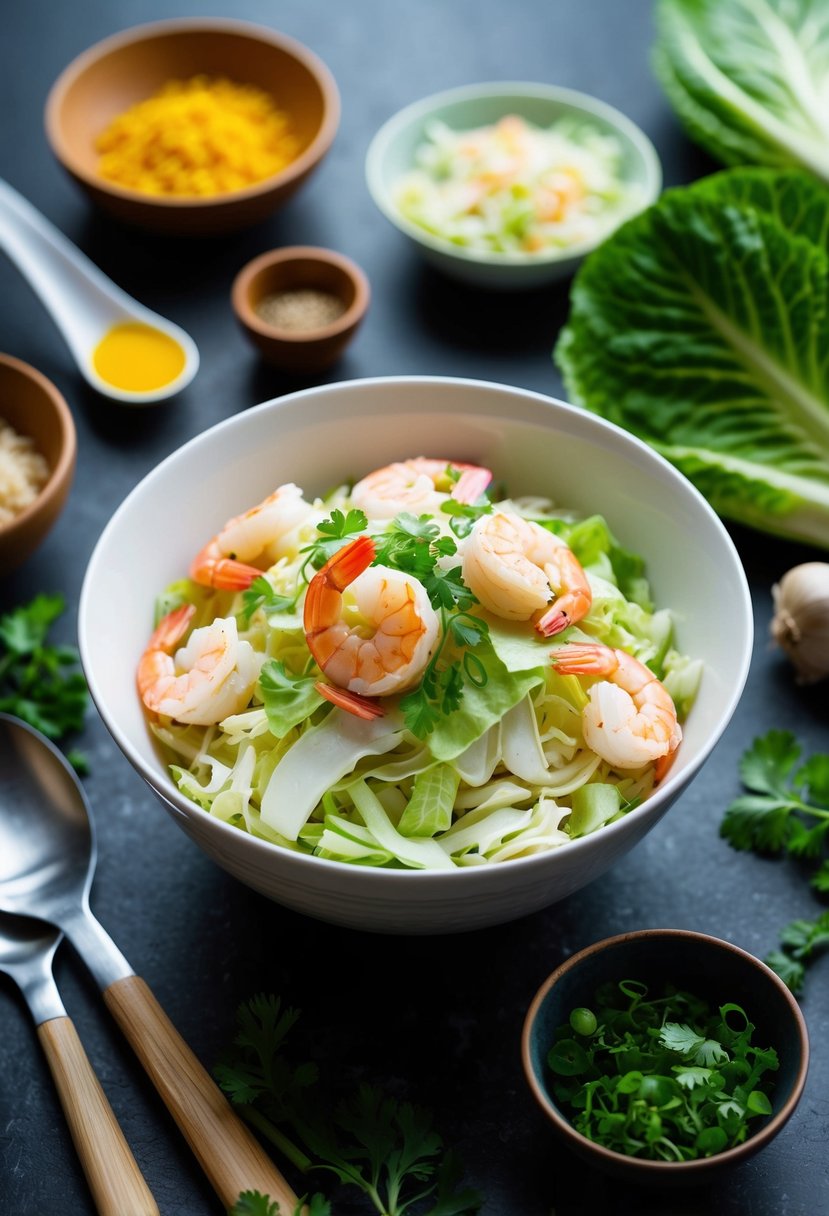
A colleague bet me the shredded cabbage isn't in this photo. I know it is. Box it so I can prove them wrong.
[393,114,645,256]
[147,484,701,871]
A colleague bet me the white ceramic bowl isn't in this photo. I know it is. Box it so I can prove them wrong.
[79,377,751,934]
[365,82,662,290]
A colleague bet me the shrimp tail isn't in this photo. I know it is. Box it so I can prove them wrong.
[189,543,262,591]
[536,608,571,637]
[136,603,196,706]
[319,535,377,590]
[536,551,592,637]
[654,748,678,784]
[549,642,612,675]
[453,465,492,504]
[148,603,196,656]
[315,681,385,719]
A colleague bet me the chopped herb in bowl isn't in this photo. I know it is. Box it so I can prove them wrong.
[547,979,778,1161]
[521,930,809,1182]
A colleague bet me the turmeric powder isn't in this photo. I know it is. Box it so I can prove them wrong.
[96,75,301,197]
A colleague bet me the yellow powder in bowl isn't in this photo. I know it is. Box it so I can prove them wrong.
[0,419,49,526]
[96,75,301,197]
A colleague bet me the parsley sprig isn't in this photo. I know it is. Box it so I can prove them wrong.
[720,730,829,892]
[439,497,492,539]
[300,509,368,579]
[240,576,298,625]
[0,593,89,769]
[765,911,829,996]
[216,995,481,1216]
[229,1192,330,1216]
[548,980,778,1161]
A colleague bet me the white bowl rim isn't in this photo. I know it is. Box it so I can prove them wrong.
[365,80,663,268]
[79,374,752,886]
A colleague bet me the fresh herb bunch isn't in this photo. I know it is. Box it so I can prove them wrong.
[720,731,829,892]
[0,593,89,770]
[216,995,481,1216]
[765,911,829,996]
[547,980,778,1161]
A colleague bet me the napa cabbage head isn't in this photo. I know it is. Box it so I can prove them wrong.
[653,0,829,182]
[555,167,829,549]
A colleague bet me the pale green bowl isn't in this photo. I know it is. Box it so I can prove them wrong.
[365,81,662,290]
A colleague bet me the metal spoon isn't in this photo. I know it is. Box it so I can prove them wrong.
[0,178,198,405]
[0,911,158,1215]
[0,713,299,1213]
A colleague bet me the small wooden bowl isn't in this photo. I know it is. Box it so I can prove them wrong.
[0,355,76,572]
[232,246,370,373]
[45,18,340,235]
[522,929,809,1185]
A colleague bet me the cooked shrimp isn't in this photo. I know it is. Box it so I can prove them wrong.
[190,483,316,590]
[550,642,681,777]
[351,457,492,520]
[462,511,591,635]
[137,604,260,725]
[304,535,440,705]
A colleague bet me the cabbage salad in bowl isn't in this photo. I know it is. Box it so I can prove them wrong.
[137,457,702,871]
[394,115,644,255]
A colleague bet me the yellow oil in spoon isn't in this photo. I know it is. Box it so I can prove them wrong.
[92,322,186,393]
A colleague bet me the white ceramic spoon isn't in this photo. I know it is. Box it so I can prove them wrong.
[0,178,199,404]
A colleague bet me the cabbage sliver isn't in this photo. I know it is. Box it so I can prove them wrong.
[260,710,404,840]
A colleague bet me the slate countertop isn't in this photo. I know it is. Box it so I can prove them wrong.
[1,2,827,1214]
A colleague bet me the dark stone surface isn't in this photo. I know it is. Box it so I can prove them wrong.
[0,2,827,1214]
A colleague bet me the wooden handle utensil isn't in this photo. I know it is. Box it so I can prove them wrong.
[104,975,300,1211]
[38,1015,159,1216]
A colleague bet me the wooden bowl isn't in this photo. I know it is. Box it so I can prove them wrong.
[232,246,370,373]
[0,355,76,572]
[522,929,810,1184]
[45,18,340,235]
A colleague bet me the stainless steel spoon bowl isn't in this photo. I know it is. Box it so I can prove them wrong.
[0,712,298,1212]
[0,910,158,1215]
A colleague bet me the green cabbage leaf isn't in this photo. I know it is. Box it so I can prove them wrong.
[555,167,829,548]
[653,0,829,181]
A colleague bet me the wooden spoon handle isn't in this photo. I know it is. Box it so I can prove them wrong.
[103,974,300,1211]
[37,1016,159,1216]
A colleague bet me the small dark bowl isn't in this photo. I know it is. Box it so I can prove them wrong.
[522,929,809,1185]
[232,245,370,374]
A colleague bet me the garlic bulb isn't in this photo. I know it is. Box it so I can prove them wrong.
[771,562,829,684]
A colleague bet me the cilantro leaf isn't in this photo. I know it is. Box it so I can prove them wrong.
[0,594,89,762]
[764,949,806,995]
[301,509,367,573]
[739,731,802,798]
[720,731,829,884]
[240,577,297,625]
[228,1193,331,1216]
[440,498,492,539]
[764,911,829,996]
[659,1022,706,1056]
[423,566,474,613]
